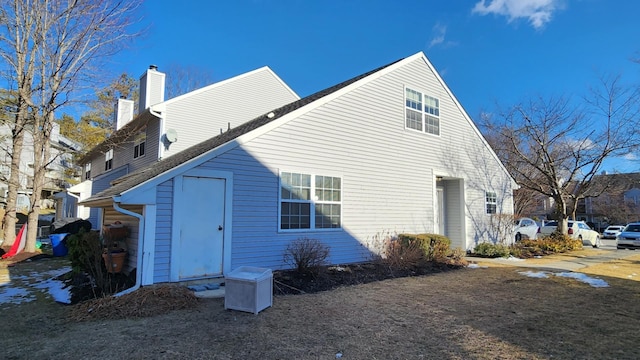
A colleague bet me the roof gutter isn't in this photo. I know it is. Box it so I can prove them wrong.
[112,200,145,297]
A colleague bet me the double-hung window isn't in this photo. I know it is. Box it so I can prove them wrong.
[280,172,342,230]
[134,130,146,159]
[486,191,497,214]
[405,87,440,135]
[105,149,113,171]
[84,163,91,180]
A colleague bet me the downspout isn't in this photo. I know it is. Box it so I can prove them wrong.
[112,200,145,297]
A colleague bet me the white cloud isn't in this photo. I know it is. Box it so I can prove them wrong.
[472,0,564,30]
[429,23,447,48]
[428,23,458,49]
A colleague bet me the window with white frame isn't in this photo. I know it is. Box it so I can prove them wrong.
[134,130,146,159]
[486,191,497,214]
[405,87,440,135]
[280,172,342,230]
[105,149,113,171]
[84,163,91,180]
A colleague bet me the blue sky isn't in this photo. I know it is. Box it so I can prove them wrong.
[108,0,640,171]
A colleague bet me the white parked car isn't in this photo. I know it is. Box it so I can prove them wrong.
[538,220,601,248]
[602,225,624,240]
[514,217,539,241]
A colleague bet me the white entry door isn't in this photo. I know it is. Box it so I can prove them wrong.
[177,176,226,279]
[435,187,445,235]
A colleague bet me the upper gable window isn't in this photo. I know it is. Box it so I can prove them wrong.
[105,149,113,171]
[134,130,146,159]
[405,87,440,135]
[84,163,91,180]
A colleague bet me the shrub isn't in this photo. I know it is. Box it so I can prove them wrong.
[473,242,510,258]
[511,234,583,258]
[380,237,425,270]
[66,229,110,298]
[283,237,330,274]
[398,233,451,262]
[66,229,103,275]
[66,228,134,299]
[443,247,469,266]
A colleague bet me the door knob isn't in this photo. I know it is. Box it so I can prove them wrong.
[218,225,223,231]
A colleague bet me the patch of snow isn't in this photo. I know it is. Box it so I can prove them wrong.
[554,272,609,288]
[467,263,487,269]
[31,266,72,304]
[505,256,525,262]
[519,271,549,278]
[0,266,72,305]
[32,278,71,304]
[0,286,35,304]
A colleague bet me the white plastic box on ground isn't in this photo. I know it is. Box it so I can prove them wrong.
[224,266,273,314]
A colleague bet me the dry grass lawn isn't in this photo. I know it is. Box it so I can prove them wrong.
[578,253,640,281]
[1,252,640,360]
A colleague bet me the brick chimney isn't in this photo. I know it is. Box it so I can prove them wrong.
[138,64,165,112]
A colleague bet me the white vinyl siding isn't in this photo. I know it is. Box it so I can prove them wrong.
[145,55,514,279]
[161,68,298,159]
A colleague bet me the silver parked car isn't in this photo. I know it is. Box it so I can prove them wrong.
[616,223,640,250]
[602,225,625,239]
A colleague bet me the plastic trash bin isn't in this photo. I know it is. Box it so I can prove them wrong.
[49,233,69,257]
[224,266,273,314]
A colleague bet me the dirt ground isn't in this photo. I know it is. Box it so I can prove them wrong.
[1,250,640,359]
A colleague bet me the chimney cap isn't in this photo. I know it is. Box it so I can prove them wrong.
[149,64,158,71]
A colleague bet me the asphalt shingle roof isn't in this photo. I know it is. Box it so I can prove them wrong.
[83,57,403,203]
[79,109,157,164]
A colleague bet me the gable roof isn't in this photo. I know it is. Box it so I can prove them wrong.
[81,51,514,205]
[81,57,403,204]
[78,66,298,165]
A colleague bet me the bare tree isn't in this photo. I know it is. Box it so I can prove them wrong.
[0,0,142,251]
[484,76,640,234]
[0,1,42,245]
[164,63,215,99]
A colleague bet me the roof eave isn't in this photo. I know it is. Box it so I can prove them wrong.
[78,196,115,208]
[78,109,159,164]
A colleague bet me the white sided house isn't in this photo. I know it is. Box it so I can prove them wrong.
[70,66,299,228]
[81,52,516,288]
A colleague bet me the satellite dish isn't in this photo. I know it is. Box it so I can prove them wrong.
[165,128,178,143]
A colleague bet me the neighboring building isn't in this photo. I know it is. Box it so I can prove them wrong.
[69,65,299,228]
[576,172,640,229]
[516,188,555,222]
[80,52,516,287]
[0,122,81,213]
